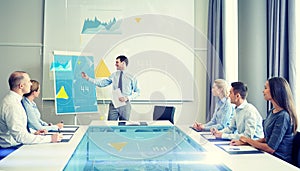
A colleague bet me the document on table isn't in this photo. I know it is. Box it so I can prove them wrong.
[59,127,78,132]
[49,126,79,133]
[201,133,231,142]
[201,133,216,139]
[189,126,211,132]
[216,144,263,154]
[43,134,74,143]
[112,88,126,108]
[61,134,74,142]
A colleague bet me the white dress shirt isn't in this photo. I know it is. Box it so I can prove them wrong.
[221,100,264,140]
[88,70,140,101]
[0,91,51,148]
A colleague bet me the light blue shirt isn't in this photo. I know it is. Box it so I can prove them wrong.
[221,100,264,140]
[203,97,233,131]
[88,70,140,101]
[22,97,58,132]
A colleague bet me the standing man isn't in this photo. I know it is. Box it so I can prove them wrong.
[0,71,62,148]
[211,82,264,141]
[82,55,140,120]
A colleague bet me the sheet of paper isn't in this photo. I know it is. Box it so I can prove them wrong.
[201,133,217,139]
[218,145,260,152]
[189,126,211,133]
[211,141,231,145]
[200,133,231,143]
[59,127,78,132]
[62,134,73,140]
[198,131,213,135]
[112,88,126,108]
[44,134,73,143]
[47,126,78,133]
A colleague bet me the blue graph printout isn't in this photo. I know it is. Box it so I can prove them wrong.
[51,54,98,114]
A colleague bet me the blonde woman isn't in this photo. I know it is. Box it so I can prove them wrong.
[22,80,63,132]
[193,79,233,131]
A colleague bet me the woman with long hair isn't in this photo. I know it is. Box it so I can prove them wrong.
[232,77,298,163]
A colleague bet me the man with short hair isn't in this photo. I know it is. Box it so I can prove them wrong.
[0,71,62,148]
[211,81,264,141]
[82,55,140,120]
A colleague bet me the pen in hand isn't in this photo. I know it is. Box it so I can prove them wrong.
[211,127,217,134]
[57,120,63,135]
[57,120,64,129]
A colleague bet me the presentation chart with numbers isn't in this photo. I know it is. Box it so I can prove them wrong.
[51,53,98,114]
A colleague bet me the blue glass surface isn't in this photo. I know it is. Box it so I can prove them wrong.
[64,126,231,171]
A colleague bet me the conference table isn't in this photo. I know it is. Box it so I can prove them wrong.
[0,121,299,171]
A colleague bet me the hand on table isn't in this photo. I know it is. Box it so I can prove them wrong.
[230,139,247,146]
[210,127,222,138]
[192,122,204,131]
[34,129,48,135]
[51,133,63,143]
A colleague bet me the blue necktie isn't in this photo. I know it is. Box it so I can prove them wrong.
[118,71,123,92]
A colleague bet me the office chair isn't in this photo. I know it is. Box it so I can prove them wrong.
[0,145,21,160]
[292,132,300,168]
[153,106,175,124]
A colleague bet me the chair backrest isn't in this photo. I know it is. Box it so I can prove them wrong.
[292,132,300,168]
[153,106,175,124]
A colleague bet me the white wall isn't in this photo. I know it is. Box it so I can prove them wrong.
[0,0,269,125]
[0,0,208,125]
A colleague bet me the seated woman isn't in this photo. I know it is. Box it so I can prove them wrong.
[22,80,63,132]
[193,79,233,131]
[231,77,298,164]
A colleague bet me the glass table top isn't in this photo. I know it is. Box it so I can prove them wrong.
[64,125,231,171]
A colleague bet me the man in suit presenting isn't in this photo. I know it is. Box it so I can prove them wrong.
[82,55,140,120]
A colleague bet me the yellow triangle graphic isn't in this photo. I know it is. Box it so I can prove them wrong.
[108,142,128,151]
[95,59,111,78]
[135,18,141,23]
[57,86,69,99]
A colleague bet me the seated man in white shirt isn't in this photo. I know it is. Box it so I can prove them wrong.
[0,71,62,148]
[211,82,264,141]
